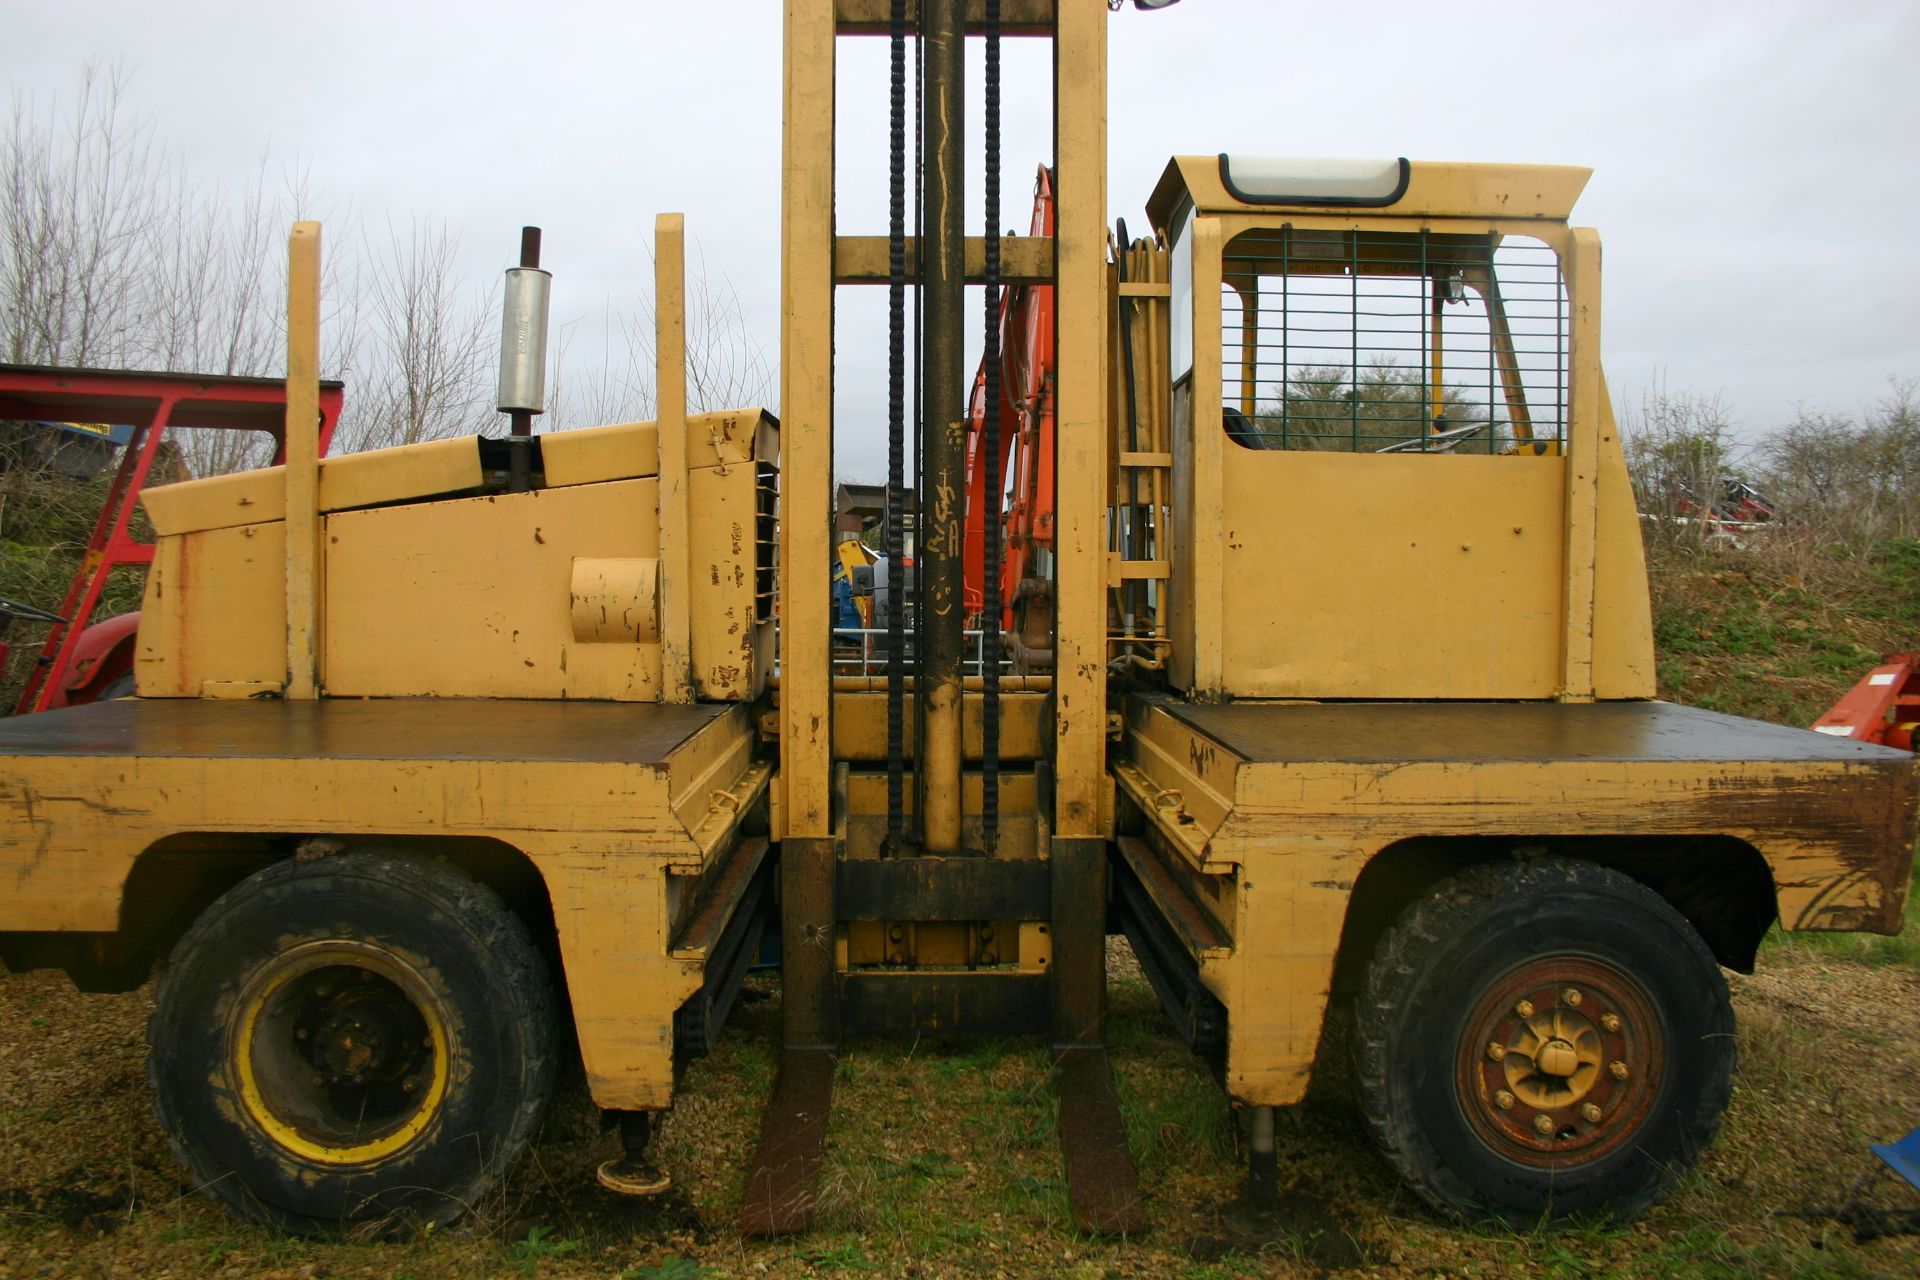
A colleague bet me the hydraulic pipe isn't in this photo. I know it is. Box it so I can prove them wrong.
[916,0,966,853]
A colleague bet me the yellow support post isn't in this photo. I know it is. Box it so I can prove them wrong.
[1561,227,1602,702]
[1186,215,1225,699]
[655,212,695,704]
[283,221,322,701]
[780,0,837,843]
[1051,0,1109,838]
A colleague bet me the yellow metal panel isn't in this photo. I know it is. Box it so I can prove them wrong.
[834,0,1056,36]
[284,222,322,701]
[656,213,695,704]
[0,701,763,1111]
[319,435,483,510]
[540,410,766,490]
[1217,451,1567,698]
[135,522,287,697]
[1118,697,1915,1104]
[831,690,1048,761]
[1592,375,1656,697]
[142,437,486,536]
[780,0,836,840]
[1051,0,1109,838]
[323,480,663,700]
[142,470,284,536]
[834,235,1054,284]
[688,462,772,700]
[540,419,661,488]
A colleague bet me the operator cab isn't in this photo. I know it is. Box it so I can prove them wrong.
[1142,154,1653,701]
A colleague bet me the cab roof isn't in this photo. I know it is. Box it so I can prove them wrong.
[1144,155,1592,232]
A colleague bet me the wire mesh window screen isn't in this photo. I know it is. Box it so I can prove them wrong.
[1220,227,1567,454]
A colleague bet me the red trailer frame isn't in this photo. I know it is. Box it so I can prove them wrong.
[0,364,343,714]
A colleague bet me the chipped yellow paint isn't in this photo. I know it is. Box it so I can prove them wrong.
[1116,696,1916,1105]
[0,703,765,1111]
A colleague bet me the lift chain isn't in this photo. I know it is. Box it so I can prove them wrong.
[980,0,1003,852]
[885,0,909,848]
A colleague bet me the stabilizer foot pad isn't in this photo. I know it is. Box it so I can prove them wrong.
[596,1159,671,1197]
[741,1047,838,1236]
[1056,1047,1146,1234]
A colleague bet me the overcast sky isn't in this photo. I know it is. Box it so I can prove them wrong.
[6,0,1916,479]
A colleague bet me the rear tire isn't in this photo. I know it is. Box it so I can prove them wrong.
[149,851,557,1235]
[1352,858,1734,1224]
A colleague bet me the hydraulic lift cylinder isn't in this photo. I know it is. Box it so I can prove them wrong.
[916,0,967,853]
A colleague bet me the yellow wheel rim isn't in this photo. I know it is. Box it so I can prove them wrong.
[231,940,452,1166]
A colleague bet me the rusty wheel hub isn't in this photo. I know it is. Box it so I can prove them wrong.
[1457,958,1661,1166]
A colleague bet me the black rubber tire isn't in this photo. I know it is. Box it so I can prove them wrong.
[148,851,558,1235]
[96,672,136,700]
[1352,858,1735,1224]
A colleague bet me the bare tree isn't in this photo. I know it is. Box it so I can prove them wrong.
[541,245,773,435]
[1759,379,1920,544]
[1622,380,1744,549]
[2,64,162,367]
[335,219,494,453]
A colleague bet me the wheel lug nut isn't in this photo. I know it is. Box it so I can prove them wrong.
[1600,1013,1622,1033]
[1580,1103,1603,1123]
[1515,999,1535,1018]
[314,986,329,998]
[1494,1090,1515,1110]
[1486,1041,1506,1062]
[403,1080,417,1094]
[1562,988,1582,1007]
[1533,1114,1555,1137]
[1610,1060,1630,1080]
[295,1028,309,1041]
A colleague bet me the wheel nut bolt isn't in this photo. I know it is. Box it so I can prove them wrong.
[1580,1103,1603,1123]
[314,986,329,998]
[1486,1042,1507,1062]
[1601,1013,1622,1033]
[1515,999,1535,1018]
[1494,1090,1515,1110]
[295,1028,309,1041]
[1563,988,1583,1007]
[1610,1060,1630,1080]
[402,1080,416,1094]
[1533,1114,1555,1137]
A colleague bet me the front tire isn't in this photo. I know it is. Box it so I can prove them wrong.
[1352,859,1735,1224]
[149,851,558,1234]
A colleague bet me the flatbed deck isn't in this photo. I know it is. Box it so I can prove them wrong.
[1119,696,1916,937]
[0,696,732,763]
[1161,698,1909,767]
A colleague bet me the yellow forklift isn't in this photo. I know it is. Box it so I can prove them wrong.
[0,0,1912,1238]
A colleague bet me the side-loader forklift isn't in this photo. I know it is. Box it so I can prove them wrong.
[0,0,1912,1238]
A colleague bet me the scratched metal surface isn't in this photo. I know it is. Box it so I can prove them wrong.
[1156,699,1915,766]
[0,697,731,764]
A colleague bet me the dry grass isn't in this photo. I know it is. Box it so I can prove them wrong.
[3,475,1919,1277]
[3,932,1917,1279]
